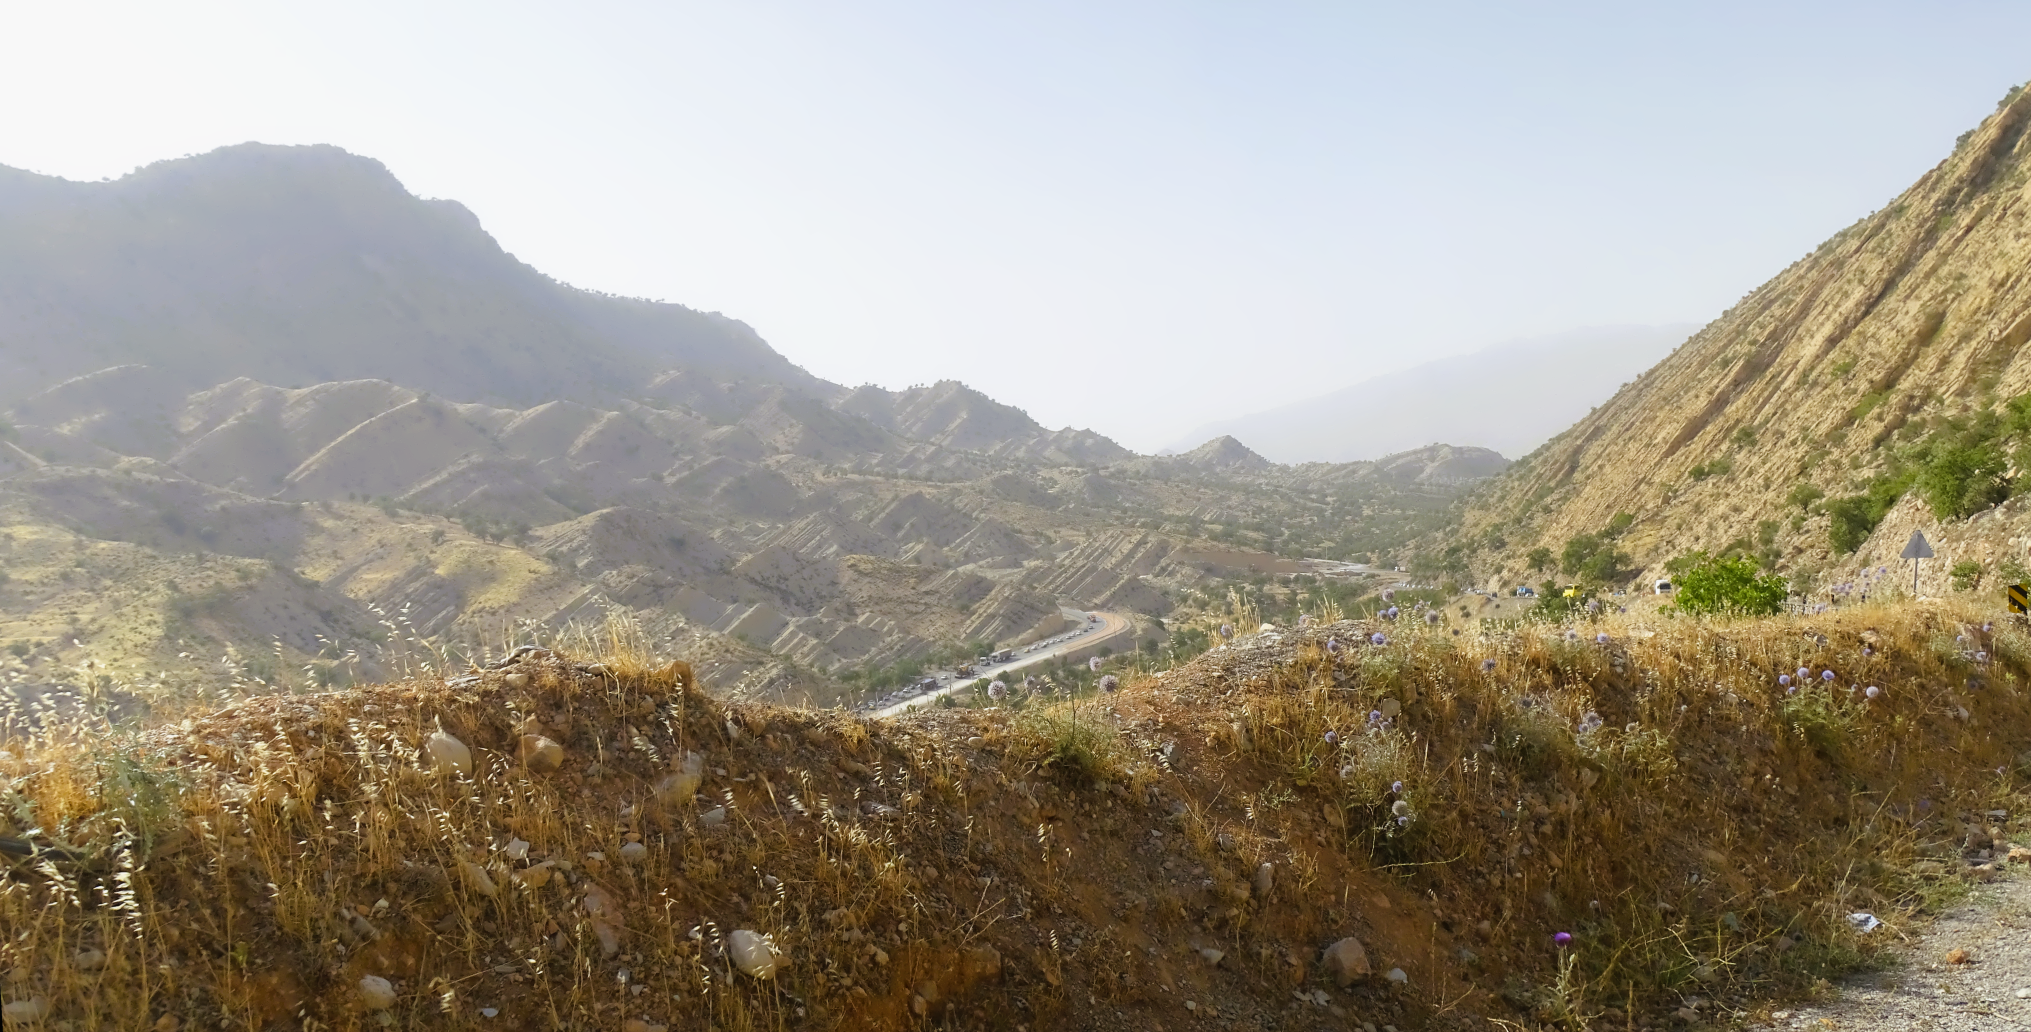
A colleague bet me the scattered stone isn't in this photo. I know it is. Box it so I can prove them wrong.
[1378,698,1401,718]
[152,1015,178,1032]
[1199,948,1225,965]
[2009,846,2031,864]
[622,1021,668,1032]
[1947,947,1972,965]
[357,975,397,1010]
[458,861,499,897]
[512,862,555,890]
[1254,862,1275,899]
[700,806,728,827]
[654,752,705,805]
[1185,1000,1198,1011]
[71,948,106,971]
[1675,1007,1699,1022]
[618,842,648,863]
[505,838,531,861]
[729,929,780,978]
[963,944,1002,981]
[518,735,564,773]
[2,999,47,1026]
[502,672,530,689]
[1385,967,1408,985]
[426,727,473,777]
[910,994,929,1017]
[1322,937,1371,985]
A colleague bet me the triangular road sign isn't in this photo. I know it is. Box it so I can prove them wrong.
[1901,530,1934,560]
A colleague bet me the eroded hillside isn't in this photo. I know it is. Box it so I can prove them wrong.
[1442,83,2031,592]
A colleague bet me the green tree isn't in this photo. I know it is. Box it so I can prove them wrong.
[1665,550,1787,616]
[1526,547,1554,572]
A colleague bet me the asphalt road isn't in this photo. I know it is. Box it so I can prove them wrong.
[867,609,1133,718]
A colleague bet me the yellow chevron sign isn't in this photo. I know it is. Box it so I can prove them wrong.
[2011,584,2028,614]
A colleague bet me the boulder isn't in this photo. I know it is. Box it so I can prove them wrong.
[729,929,780,978]
[1322,937,1370,985]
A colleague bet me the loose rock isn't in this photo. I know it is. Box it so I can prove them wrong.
[357,975,397,1010]
[618,842,648,863]
[700,806,728,827]
[1200,947,1225,965]
[729,929,780,978]
[425,727,472,777]
[1323,937,1371,985]
[1254,862,1275,899]
[71,948,106,971]
[459,861,499,897]
[2,999,48,1026]
[518,735,563,773]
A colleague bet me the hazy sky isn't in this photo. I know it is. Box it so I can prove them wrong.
[4,2,2030,451]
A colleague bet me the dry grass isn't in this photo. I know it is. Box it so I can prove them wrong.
[0,599,2026,1031]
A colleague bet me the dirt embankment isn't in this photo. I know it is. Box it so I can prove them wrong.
[4,600,2031,1030]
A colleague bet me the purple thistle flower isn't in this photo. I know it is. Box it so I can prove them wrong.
[987,681,1006,701]
[1425,610,1441,625]
[1786,684,1797,695]
[1553,932,1572,947]
[1984,622,1994,633]
[1862,645,1873,657]
[1778,674,1791,687]
[1796,666,1810,680]
[1382,588,1396,602]
[1385,606,1399,620]
[1396,815,1410,827]
[1481,658,1497,673]
[1325,637,1340,654]
[1098,674,1119,693]
[1821,669,1835,682]
[1864,685,1880,700]
[1368,709,1383,724]
[1391,780,1403,794]
[1324,730,1338,744]
[1298,614,1313,627]
[1219,623,1233,639]
[1595,632,1609,644]
[1089,656,1103,672]
[1977,651,1989,663]
[1371,632,1387,646]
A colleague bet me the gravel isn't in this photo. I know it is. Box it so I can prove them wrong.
[1760,869,2031,1030]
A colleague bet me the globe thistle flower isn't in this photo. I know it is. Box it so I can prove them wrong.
[1368,710,1384,726]
[1796,666,1809,680]
[1778,674,1791,687]
[1098,674,1119,693]
[1481,658,1497,673]
[1382,588,1396,603]
[1325,637,1340,654]
[1553,932,1572,947]
[1298,614,1313,627]
[1324,730,1339,745]
[987,681,1006,701]
[1371,632,1387,646]
[1577,711,1604,734]
[1396,815,1410,827]
[1564,629,1578,642]
[1864,685,1880,699]
[1219,623,1233,640]
[1820,669,1835,682]
[1595,632,1609,644]
[1391,780,1403,794]
[1385,606,1400,620]
[1984,622,1994,633]
[1862,645,1873,657]
[1425,610,1441,626]
[1089,656,1103,672]
[1786,684,1798,695]
[1391,800,1410,816]
[1977,651,1989,663]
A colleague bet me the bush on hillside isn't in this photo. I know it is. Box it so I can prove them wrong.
[1666,549,1787,615]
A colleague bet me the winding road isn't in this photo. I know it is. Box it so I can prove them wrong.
[868,609,1133,718]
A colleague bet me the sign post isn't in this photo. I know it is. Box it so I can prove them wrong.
[1901,530,1934,597]
[2010,583,2028,615]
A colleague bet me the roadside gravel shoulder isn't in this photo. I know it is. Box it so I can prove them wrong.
[1761,865,2031,1030]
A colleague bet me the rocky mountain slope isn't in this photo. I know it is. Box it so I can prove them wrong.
[1444,83,2031,591]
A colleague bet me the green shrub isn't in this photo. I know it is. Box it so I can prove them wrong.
[1527,546,1554,573]
[1784,482,1825,512]
[1950,559,1983,593]
[1665,550,1787,616]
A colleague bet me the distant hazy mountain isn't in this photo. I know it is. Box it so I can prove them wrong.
[0,143,821,407]
[1171,325,1696,463]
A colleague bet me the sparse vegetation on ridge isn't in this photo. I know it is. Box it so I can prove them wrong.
[1,601,2025,1029]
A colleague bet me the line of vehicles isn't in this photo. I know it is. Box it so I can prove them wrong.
[856,613,1103,712]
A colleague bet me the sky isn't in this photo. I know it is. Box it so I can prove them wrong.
[3,2,2030,452]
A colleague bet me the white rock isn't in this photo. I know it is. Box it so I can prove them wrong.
[1323,937,1370,985]
[425,727,472,777]
[503,672,530,689]
[1385,967,1408,985]
[729,929,780,978]
[71,948,106,971]
[1253,862,1275,899]
[504,838,531,861]
[1198,948,1224,965]
[700,806,727,827]
[618,842,648,863]
[357,975,397,1010]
